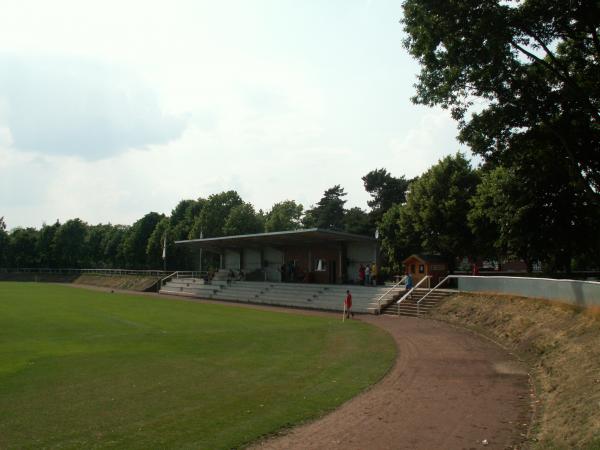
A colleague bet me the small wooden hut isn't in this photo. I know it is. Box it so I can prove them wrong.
[402,254,448,287]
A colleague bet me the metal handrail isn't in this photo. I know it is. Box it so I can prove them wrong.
[375,276,407,314]
[416,275,453,316]
[175,271,204,279]
[159,271,178,290]
[396,276,431,315]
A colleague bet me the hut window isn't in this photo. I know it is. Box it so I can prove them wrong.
[419,264,425,273]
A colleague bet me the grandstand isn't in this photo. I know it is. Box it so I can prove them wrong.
[159,273,400,313]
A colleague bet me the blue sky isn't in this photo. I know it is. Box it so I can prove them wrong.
[0,0,468,228]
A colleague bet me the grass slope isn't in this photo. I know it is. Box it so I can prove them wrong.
[74,274,161,291]
[431,293,600,450]
[0,283,395,449]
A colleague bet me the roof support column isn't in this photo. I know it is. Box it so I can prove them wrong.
[338,244,344,284]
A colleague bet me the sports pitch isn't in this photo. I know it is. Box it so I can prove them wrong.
[0,283,395,449]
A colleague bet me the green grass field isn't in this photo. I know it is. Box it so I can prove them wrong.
[0,283,395,449]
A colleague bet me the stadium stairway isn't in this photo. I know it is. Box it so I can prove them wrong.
[379,288,453,317]
[159,278,399,313]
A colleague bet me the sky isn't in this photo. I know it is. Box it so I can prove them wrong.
[0,0,469,229]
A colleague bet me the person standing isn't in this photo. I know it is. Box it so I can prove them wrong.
[365,264,371,286]
[358,264,365,285]
[344,290,353,318]
[405,272,413,290]
[371,262,377,286]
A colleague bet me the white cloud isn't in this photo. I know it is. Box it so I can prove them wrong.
[387,109,471,178]
[0,54,186,159]
[0,0,473,229]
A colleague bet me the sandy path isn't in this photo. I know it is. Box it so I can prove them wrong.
[253,315,531,450]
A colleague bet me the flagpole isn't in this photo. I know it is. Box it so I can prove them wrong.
[162,232,167,271]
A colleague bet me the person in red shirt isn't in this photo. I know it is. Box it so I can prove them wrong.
[358,264,365,285]
[344,290,353,319]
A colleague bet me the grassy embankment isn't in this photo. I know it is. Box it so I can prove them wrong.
[0,282,395,449]
[0,273,161,291]
[74,273,161,291]
[431,293,600,450]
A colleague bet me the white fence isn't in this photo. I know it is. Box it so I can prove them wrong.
[0,268,170,277]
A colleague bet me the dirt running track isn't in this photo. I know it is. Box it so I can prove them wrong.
[253,315,531,450]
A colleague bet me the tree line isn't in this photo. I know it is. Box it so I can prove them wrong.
[1,0,597,274]
[0,179,381,271]
[1,152,598,273]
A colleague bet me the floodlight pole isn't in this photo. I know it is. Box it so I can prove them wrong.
[199,229,204,274]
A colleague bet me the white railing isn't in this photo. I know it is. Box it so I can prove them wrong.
[174,271,204,279]
[416,275,453,316]
[158,271,207,290]
[159,271,178,290]
[396,276,431,316]
[375,276,407,314]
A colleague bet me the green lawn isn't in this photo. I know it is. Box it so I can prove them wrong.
[0,283,395,449]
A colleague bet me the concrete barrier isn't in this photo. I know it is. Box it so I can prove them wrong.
[456,276,600,307]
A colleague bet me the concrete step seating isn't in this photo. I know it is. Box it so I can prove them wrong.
[159,278,389,313]
[161,278,222,295]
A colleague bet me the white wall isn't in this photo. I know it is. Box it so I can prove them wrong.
[242,249,262,272]
[224,249,241,270]
[263,247,283,282]
[457,276,600,307]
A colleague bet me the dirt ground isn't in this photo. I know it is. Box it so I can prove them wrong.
[431,293,600,449]
[252,315,531,450]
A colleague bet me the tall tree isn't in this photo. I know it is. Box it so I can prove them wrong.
[379,203,420,271]
[103,225,128,268]
[53,219,88,267]
[223,203,264,236]
[169,198,206,270]
[8,228,39,267]
[468,166,539,270]
[402,0,600,194]
[122,212,164,268]
[469,159,599,272]
[265,200,304,232]
[385,154,479,269]
[303,185,347,230]
[37,221,60,267]
[343,207,374,236]
[362,169,410,225]
[189,191,242,239]
[0,217,9,267]
[85,224,115,268]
